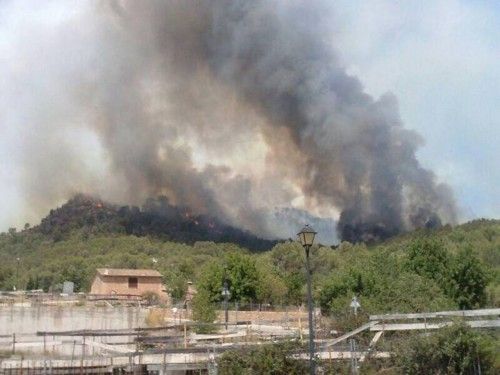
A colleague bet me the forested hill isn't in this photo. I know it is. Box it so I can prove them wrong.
[31,194,276,251]
[0,208,498,314]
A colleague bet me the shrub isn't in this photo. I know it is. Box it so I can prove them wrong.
[145,308,167,327]
[191,288,217,333]
[394,321,498,374]
[445,249,489,309]
[141,291,161,306]
[405,238,449,285]
[217,342,308,374]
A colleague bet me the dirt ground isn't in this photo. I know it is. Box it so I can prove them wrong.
[216,308,308,326]
[150,306,310,328]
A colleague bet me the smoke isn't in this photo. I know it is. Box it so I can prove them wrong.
[2,0,456,243]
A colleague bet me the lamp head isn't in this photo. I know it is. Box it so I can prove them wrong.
[221,280,231,298]
[297,224,317,247]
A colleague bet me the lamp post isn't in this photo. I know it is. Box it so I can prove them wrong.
[297,224,317,375]
[221,280,231,330]
[349,296,361,375]
[350,296,361,316]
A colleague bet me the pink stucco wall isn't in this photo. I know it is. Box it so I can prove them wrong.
[90,275,167,300]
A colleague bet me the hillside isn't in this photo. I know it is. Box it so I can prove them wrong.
[33,194,276,251]
[0,207,498,313]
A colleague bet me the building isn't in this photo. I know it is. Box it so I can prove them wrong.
[90,268,168,301]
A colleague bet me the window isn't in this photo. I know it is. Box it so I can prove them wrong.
[128,277,138,289]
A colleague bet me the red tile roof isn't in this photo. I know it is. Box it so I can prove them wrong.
[96,268,162,278]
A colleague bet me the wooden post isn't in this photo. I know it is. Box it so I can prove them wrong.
[298,316,303,342]
[135,331,139,353]
[43,334,46,353]
[12,333,16,354]
[71,340,76,368]
[82,334,86,357]
[184,323,187,349]
[80,336,85,375]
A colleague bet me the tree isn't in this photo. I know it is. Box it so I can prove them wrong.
[217,342,308,374]
[255,266,287,305]
[225,253,260,302]
[26,275,37,290]
[197,253,261,303]
[36,271,56,292]
[196,261,225,303]
[446,249,489,309]
[267,242,307,305]
[405,238,450,286]
[58,257,91,292]
[318,274,349,313]
[395,322,497,374]
[319,256,454,320]
[191,288,217,333]
[162,271,188,302]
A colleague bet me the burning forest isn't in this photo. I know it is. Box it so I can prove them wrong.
[34,194,275,251]
[8,1,456,243]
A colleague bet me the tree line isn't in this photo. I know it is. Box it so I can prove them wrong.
[1,218,498,373]
[1,219,498,314]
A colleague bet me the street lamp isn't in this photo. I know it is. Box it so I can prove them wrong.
[297,224,317,375]
[350,296,361,316]
[221,280,231,330]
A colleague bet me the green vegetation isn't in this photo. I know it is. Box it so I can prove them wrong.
[215,323,499,374]
[191,288,217,333]
[217,341,308,374]
[1,200,499,373]
[394,322,499,374]
[0,219,498,315]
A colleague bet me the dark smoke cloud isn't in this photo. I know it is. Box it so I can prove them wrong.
[9,0,456,242]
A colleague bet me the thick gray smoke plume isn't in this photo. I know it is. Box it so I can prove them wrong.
[6,0,456,243]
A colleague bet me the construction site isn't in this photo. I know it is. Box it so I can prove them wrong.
[0,294,498,375]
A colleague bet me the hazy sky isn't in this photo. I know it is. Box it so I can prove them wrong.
[331,0,500,220]
[0,0,498,232]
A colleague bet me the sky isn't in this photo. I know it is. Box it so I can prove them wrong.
[330,0,500,220]
[0,0,499,233]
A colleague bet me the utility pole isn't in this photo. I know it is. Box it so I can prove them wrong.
[350,338,358,375]
[221,280,230,330]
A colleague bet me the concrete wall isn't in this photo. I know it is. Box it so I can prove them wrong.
[0,305,149,356]
[0,305,148,335]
